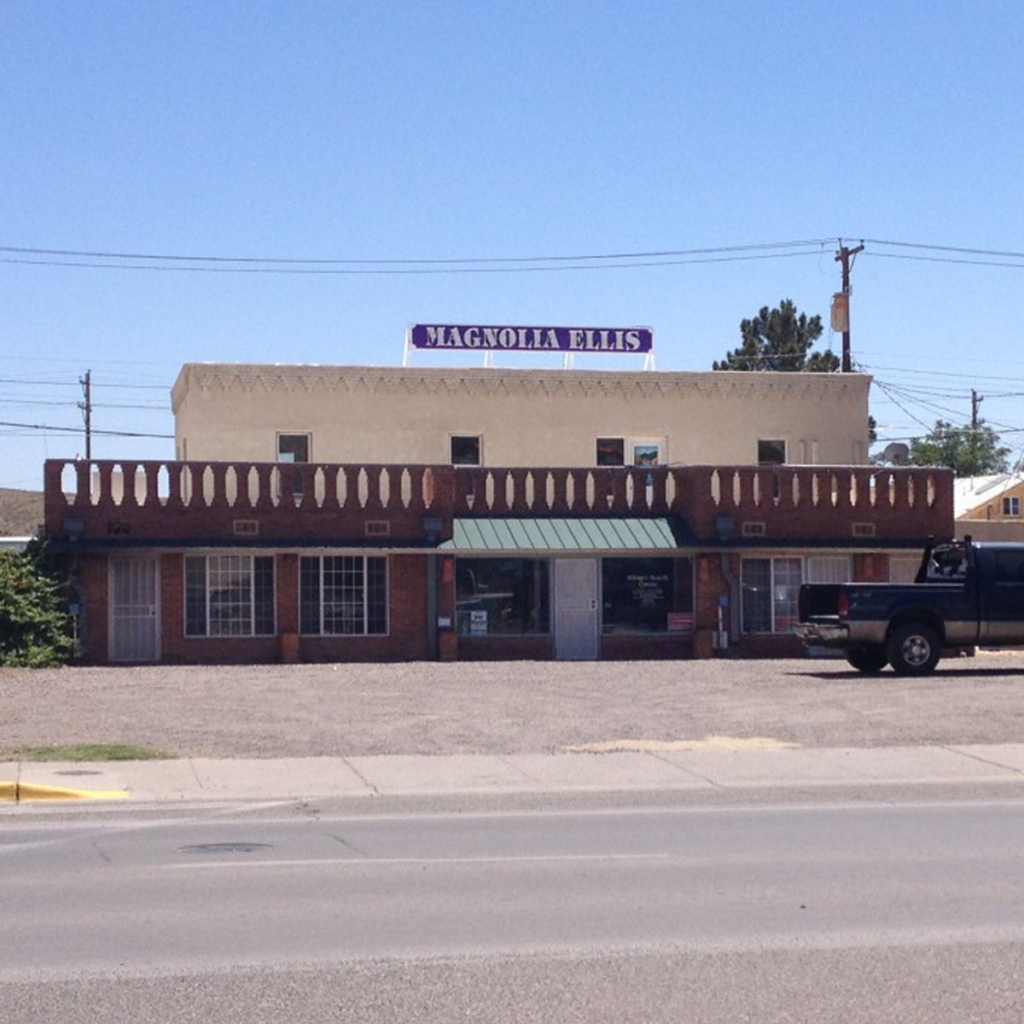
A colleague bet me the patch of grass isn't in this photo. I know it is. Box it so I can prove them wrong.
[20,744,176,762]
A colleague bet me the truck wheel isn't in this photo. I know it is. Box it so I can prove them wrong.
[845,647,888,673]
[886,623,941,676]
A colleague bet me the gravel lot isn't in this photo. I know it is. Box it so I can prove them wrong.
[3,653,1024,759]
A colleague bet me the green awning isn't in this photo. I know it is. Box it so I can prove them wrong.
[441,518,684,552]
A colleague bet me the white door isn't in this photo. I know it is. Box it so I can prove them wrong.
[554,558,599,660]
[110,558,159,662]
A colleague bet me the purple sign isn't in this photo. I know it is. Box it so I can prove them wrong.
[410,324,653,354]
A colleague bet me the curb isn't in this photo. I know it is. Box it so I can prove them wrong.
[0,781,129,803]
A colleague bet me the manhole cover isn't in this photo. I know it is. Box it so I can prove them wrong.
[54,770,103,776]
[178,843,273,855]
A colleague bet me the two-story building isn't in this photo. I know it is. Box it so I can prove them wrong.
[44,361,953,665]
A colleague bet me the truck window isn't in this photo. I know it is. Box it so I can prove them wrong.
[991,550,1024,584]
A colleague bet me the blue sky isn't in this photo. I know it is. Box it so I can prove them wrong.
[2,1,1023,489]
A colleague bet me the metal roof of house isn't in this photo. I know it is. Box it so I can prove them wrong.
[955,473,1024,518]
[441,518,683,551]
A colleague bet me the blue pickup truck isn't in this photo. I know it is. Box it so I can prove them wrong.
[796,538,1024,675]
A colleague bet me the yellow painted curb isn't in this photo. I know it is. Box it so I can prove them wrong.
[0,781,129,803]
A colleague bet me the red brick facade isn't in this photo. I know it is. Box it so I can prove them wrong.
[49,458,952,665]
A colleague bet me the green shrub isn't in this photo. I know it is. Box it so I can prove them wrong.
[0,549,72,667]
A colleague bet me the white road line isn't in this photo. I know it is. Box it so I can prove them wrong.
[164,853,672,870]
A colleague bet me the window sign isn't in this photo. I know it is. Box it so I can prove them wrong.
[601,557,694,634]
[469,610,488,635]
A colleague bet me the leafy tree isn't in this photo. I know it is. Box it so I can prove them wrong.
[909,419,1010,477]
[713,299,840,372]
[0,546,72,667]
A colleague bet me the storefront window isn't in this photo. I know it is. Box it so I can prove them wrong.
[300,555,388,636]
[455,558,549,635]
[601,557,694,634]
[741,557,802,633]
[185,555,275,637]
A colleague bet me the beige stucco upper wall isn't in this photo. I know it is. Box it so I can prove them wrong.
[171,363,872,467]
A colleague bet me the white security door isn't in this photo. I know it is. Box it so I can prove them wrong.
[110,558,159,662]
[554,558,599,660]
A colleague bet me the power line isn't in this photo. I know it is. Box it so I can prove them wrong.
[863,238,1024,260]
[0,249,827,276]
[864,252,1024,270]
[0,238,833,266]
[861,363,1024,385]
[0,420,173,439]
[0,376,169,390]
[4,235,1024,271]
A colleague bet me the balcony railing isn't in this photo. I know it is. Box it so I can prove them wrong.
[44,460,455,543]
[44,459,954,544]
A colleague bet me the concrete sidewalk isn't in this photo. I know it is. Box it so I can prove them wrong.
[4,744,1024,803]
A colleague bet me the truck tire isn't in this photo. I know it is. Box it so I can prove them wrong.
[886,622,942,676]
[845,647,888,673]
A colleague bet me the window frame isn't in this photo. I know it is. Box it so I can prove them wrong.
[600,556,694,635]
[758,439,787,466]
[299,554,389,637]
[184,553,276,638]
[595,436,665,467]
[276,432,311,463]
[741,556,803,634]
[804,555,852,585]
[596,437,626,466]
[455,557,551,637]
[630,439,662,467]
[450,434,482,466]
[1002,495,1021,517]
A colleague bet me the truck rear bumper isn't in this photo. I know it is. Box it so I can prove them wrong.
[795,622,851,647]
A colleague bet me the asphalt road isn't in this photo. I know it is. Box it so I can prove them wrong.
[4,653,1024,757]
[4,794,1024,1022]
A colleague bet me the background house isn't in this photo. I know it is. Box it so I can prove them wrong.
[955,474,1024,542]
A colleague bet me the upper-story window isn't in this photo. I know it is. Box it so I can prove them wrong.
[758,439,786,465]
[596,437,663,467]
[451,435,482,466]
[277,433,310,497]
[596,438,625,466]
[631,441,660,467]
[277,433,310,463]
[1003,496,1021,517]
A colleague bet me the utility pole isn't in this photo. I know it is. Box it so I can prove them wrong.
[970,388,983,475]
[79,370,92,460]
[834,241,865,372]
